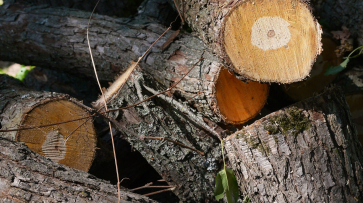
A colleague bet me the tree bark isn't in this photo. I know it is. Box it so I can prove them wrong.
[102,67,224,202]
[0,75,97,172]
[0,1,268,124]
[0,136,156,202]
[13,0,144,18]
[224,87,363,202]
[172,0,322,83]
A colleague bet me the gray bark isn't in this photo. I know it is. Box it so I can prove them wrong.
[0,1,227,123]
[224,87,363,202]
[105,67,223,202]
[13,0,144,18]
[0,136,157,202]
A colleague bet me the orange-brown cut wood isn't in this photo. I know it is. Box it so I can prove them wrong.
[16,99,97,172]
[215,68,269,124]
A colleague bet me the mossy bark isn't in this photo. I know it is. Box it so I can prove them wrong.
[225,87,363,202]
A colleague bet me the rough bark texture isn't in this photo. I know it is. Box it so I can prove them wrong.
[224,87,363,202]
[0,75,97,172]
[312,0,363,45]
[0,0,247,124]
[0,0,180,81]
[13,0,144,17]
[106,67,223,202]
[0,136,156,202]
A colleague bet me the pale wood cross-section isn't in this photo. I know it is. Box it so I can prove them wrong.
[223,0,322,83]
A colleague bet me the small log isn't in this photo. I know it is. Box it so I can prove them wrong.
[224,87,363,202]
[173,0,322,83]
[0,136,156,203]
[0,75,97,172]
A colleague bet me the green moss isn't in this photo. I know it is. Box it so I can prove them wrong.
[236,130,246,139]
[273,135,278,143]
[264,107,311,136]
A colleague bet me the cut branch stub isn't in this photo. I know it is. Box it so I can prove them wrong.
[215,68,269,124]
[16,99,97,172]
[222,0,322,83]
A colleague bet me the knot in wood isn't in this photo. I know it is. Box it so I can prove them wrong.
[267,30,275,38]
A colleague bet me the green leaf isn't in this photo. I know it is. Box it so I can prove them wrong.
[215,171,225,201]
[15,67,30,81]
[225,168,239,203]
[324,58,349,76]
[215,168,239,203]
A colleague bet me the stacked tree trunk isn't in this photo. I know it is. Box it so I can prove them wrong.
[225,87,363,202]
[1,0,363,202]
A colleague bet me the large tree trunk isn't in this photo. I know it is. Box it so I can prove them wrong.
[0,75,97,172]
[0,0,269,125]
[172,0,322,83]
[0,136,156,202]
[224,87,363,202]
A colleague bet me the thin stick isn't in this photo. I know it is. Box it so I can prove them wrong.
[144,187,175,196]
[86,1,121,201]
[0,114,96,132]
[143,85,222,141]
[131,185,173,191]
[174,0,184,26]
[107,58,204,113]
[130,182,153,191]
[144,137,204,155]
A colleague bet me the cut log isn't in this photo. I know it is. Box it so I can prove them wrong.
[224,87,363,202]
[173,0,322,83]
[0,136,156,202]
[0,75,97,172]
[0,1,269,125]
[282,37,342,101]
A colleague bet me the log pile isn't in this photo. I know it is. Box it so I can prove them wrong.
[1,0,363,202]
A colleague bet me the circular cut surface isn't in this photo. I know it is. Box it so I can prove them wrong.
[223,0,322,83]
[215,68,269,124]
[17,99,96,171]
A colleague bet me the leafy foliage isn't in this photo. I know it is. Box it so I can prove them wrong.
[215,141,239,203]
[325,46,363,75]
